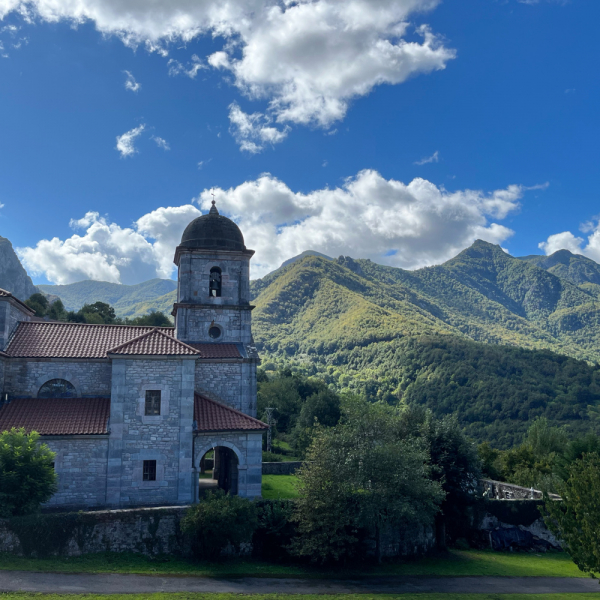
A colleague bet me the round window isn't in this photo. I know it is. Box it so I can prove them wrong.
[209,326,222,339]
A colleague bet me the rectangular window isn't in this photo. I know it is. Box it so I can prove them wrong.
[145,390,161,416]
[143,460,157,481]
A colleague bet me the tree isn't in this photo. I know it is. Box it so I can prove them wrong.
[78,302,117,324]
[126,311,173,327]
[46,299,67,321]
[544,453,600,576]
[410,409,481,546]
[0,428,57,517]
[291,388,341,457]
[25,293,49,317]
[291,398,444,564]
[257,377,302,433]
[181,490,258,560]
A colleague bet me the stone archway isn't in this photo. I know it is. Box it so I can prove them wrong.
[196,443,242,498]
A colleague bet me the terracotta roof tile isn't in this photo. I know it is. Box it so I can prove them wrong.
[108,328,200,356]
[6,322,175,359]
[0,397,110,435]
[187,343,242,359]
[194,393,267,432]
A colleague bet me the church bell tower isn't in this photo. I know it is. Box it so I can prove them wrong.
[173,201,255,345]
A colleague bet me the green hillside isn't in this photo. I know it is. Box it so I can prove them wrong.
[249,241,600,446]
[250,240,600,363]
[519,248,600,286]
[39,279,177,317]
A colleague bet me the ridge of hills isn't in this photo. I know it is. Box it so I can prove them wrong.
[38,279,178,317]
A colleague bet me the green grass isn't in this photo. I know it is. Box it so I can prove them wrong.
[1,595,599,600]
[260,475,299,499]
[0,550,585,579]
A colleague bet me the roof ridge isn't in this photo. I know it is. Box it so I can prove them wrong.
[106,328,159,353]
[194,392,267,427]
[107,327,201,355]
[17,321,174,330]
[151,328,202,355]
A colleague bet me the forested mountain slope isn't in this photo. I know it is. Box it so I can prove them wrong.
[519,248,600,295]
[39,279,177,317]
[250,241,600,446]
[251,240,600,363]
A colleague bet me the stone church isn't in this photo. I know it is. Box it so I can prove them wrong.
[0,203,267,508]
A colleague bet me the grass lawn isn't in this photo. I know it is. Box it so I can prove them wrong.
[0,550,585,579]
[261,475,299,499]
[1,595,600,600]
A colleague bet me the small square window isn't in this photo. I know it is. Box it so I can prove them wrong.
[145,390,161,416]
[143,460,157,481]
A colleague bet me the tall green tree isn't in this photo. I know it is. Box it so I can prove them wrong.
[291,388,341,457]
[0,428,57,517]
[544,453,600,576]
[292,398,444,564]
[25,293,49,317]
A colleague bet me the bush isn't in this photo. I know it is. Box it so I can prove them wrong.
[0,428,57,517]
[181,490,258,560]
[253,499,296,560]
[262,451,283,462]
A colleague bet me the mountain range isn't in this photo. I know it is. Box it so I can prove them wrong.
[28,241,600,446]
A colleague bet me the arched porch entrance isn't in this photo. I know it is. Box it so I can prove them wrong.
[198,446,239,497]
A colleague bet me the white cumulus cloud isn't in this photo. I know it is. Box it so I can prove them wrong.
[123,69,140,92]
[196,170,534,277]
[17,171,540,285]
[228,102,289,153]
[18,205,201,285]
[115,124,145,157]
[539,220,600,263]
[0,0,455,142]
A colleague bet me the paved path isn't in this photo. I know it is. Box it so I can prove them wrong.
[1,571,600,594]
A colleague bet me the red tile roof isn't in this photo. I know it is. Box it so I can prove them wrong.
[5,322,246,360]
[0,397,110,435]
[108,328,200,356]
[194,393,268,432]
[188,343,242,358]
[6,322,175,359]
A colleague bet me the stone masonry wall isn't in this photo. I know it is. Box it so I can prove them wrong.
[177,306,252,345]
[43,437,109,508]
[195,361,244,411]
[4,359,112,398]
[107,358,195,508]
[0,507,187,557]
[0,299,30,352]
[194,431,262,499]
[178,252,251,306]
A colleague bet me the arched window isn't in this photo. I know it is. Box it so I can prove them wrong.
[38,379,77,398]
[209,267,222,297]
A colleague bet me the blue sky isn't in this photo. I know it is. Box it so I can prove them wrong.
[0,0,598,284]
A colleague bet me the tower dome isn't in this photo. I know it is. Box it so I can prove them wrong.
[180,202,246,252]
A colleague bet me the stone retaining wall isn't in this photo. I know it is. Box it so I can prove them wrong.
[0,507,188,557]
[262,461,303,475]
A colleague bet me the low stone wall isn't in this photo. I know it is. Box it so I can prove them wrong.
[262,461,303,475]
[0,506,188,557]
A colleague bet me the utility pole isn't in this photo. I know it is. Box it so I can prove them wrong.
[264,407,275,453]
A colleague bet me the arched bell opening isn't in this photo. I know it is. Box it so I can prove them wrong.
[198,446,239,497]
[209,266,222,297]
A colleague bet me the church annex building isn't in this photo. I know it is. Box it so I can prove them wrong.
[0,203,268,508]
